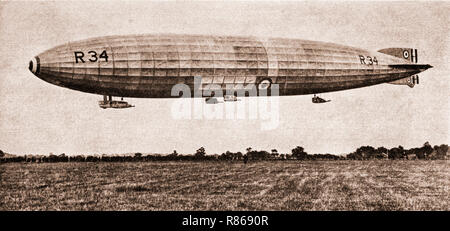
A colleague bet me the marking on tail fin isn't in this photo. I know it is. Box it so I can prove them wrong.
[410,49,418,63]
[403,50,409,59]
[410,49,413,62]
[415,49,418,63]
[412,75,419,84]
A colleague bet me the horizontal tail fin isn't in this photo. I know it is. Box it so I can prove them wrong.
[388,64,432,70]
[378,48,418,63]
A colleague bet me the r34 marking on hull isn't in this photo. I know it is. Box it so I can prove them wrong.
[359,55,378,65]
[74,50,109,63]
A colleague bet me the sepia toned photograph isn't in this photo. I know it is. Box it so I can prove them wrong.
[0,0,449,216]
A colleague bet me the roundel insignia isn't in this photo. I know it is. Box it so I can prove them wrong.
[258,79,272,90]
[403,50,409,59]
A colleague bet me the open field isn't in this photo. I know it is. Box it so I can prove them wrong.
[0,160,449,210]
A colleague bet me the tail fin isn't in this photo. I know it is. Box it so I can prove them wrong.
[388,75,419,88]
[378,48,418,63]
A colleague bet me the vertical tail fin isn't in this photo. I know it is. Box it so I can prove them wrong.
[378,48,418,63]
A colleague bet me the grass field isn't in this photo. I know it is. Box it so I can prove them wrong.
[0,160,449,210]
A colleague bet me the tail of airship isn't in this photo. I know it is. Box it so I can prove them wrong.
[379,47,432,88]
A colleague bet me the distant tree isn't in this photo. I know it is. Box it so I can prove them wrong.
[195,147,206,158]
[243,154,248,164]
[413,142,433,159]
[224,151,233,160]
[259,150,271,160]
[58,153,68,162]
[434,144,448,159]
[355,146,376,159]
[388,146,405,159]
[247,150,256,160]
[134,153,143,161]
[167,150,178,160]
[70,155,83,162]
[248,150,270,160]
[236,152,243,160]
[85,155,94,162]
[271,149,279,158]
[292,146,307,160]
[422,142,433,157]
[373,147,388,159]
[311,153,340,160]
[101,154,111,162]
[346,152,363,160]
[377,147,388,154]
[219,153,227,160]
[416,150,426,159]
[246,147,252,154]
[0,150,4,158]
[48,153,58,162]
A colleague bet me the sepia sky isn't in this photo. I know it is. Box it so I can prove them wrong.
[0,1,449,155]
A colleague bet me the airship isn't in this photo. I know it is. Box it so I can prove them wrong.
[28,34,432,108]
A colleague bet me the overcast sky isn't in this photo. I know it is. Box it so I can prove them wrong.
[0,1,448,155]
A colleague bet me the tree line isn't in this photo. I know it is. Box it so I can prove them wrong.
[0,142,448,163]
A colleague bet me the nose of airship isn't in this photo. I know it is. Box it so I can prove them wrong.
[28,56,40,76]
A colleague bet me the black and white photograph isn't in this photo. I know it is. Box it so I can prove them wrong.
[0,0,448,223]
